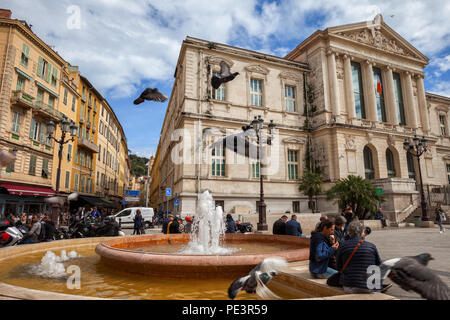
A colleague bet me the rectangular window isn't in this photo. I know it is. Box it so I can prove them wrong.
[97,172,99,186]
[373,67,387,122]
[29,118,40,141]
[211,144,225,177]
[74,148,78,164]
[21,44,30,67]
[439,115,447,136]
[5,149,15,173]
[212,72,226,101]
[63,88,68,105]
[98,145,101,160]
[74,173,79,191]
[42,158,49,178]
[288,150,299,180]
[65,171,70,189]
[447,164,450,184]
[284,85,296,112]
[80,103,85,119]
[29,155,36,175]
[37,56,49,80]
[11,111,20,134]
[252,161,260,178]
[16,76,25,91]
[67,144,72,162]
[36,89,44,106]
[293,201,300,213]
[71,95,76,112]
[250,79,262,106]
[51,68,57,87]
[81,175,86,193]
[351,62,366,119]
[393,72,406,125]
[48,96,55,108]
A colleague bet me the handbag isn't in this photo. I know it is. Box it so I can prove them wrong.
[326,239,365,287]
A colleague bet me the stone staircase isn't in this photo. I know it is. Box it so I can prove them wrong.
[388,194,420,226]
[403,205,450,225]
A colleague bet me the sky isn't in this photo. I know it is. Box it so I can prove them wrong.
[3,0,450,158]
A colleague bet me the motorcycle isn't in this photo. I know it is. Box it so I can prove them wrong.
[0,221,24,247]
[235,221,253,233]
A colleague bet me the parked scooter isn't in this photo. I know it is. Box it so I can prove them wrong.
[0,221,24,247]
[235,221,253,233]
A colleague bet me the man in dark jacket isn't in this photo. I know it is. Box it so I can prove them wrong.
[225,214,236,233]
[162,215,173,234]
[43,215,56,241]
[285,215,304,237]
[168,216,181,234]
[133,210,143,235]
[343,206,354,235]
[336,220,384,293]
[272,215,288,235]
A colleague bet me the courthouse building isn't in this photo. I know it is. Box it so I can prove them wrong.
[152,15,449,222]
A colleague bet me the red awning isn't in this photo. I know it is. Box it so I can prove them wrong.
[1,184,55,197]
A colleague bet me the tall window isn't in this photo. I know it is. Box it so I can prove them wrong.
[48,96,55,108]
[71,95,76,112]
[406,152,416,180]
[386,149,396,177]
[284,85,296,112]
[250,79,262,106]
[42,158,49,178]
[29,118,41,141]
[37,56,49,80]
[439,115,447,136]
[98,145,101,160]
[373,67,387,122]
[65,171,70,189]
[393,72,406,125]
[16,76,25,91]
[80,103,85,119]
[252,161,260,178]
[67,144,72,162]
[447,164,450,184]
[81,175,86,193]
[211,144,225,176]
[74,173,79,191]
[21,44,29,67]
[351,62,366,119]
[11,111,20,134]
[63,88,68,105]
[212,72,225,101]
[29,155,37,175]
[288,150,299,180]
[363,146,375,179]
[36,89,44,106]
[5,149,15,173]
[51,68,57,87]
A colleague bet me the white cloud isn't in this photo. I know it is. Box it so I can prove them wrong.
[428,81,450,97]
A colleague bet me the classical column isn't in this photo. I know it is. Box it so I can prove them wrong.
[343,54,356,119]
[404,72,419,129]
[416,75,430,133]
[362,60,377,121]
[383,66,398,125]
[327,50,340,117]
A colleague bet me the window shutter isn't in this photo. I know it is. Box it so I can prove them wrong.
[39,122,45,142]
[46,63,52,82]
[37,56,43,77]
[30,118,36,139]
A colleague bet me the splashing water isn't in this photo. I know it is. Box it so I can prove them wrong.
[28,250,81,278]
[181,191,236,255]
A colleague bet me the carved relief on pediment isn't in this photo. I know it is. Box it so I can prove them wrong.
[336,28,419,59]
[279,71,302,82]
[245,64,270,75]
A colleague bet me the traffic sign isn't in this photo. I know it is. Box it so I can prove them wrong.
[376,188,383,195]
[166,188,172,197]
[174,199,179,207]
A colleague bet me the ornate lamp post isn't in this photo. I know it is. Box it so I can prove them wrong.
[47,117,78,225]
[248,116,275,231]
[403,135,429,221]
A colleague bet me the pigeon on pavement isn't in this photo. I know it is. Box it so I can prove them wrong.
[228,257,287,300]
[133,88,168,105]
[211,61,239,90]
[380,253,450,300]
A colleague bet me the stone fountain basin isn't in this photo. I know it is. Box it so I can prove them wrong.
[95,233,310,278]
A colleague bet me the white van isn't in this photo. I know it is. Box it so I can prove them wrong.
[112,207,154,229]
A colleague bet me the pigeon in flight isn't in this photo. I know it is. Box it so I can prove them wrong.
[228,257,287,300]
[0,150,16,167]
[44,196,65,207]
[211,61,239,90]
[380,253,450,300]
[133,88,168,105]
[68,192,79,201]
[209,129,259,159]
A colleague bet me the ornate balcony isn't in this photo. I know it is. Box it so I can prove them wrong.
[11,90,34,109]
[78,137,99,153]
[81,94,87,103]
[32,101,63,121]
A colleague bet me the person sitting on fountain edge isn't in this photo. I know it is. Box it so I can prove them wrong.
[273,215,288,235]
[285,214,306,237]
[309,219,339,279]
[225,214,236,233]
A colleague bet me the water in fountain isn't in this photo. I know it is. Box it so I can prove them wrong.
[181,191,237,255]
[28,250,81,279]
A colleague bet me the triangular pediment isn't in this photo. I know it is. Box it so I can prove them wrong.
[328,14,428,63]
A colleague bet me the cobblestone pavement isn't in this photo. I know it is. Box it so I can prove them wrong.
[369,226,450,300]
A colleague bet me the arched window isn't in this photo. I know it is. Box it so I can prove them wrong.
[363,146,375,179]
[406,152,416,180]
[386,149,396,177]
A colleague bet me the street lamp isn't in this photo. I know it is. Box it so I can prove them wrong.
[403,135,429,221]
[47,117,78,226]
[247,116,275,231]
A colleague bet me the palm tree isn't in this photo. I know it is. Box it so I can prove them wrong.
[298,171,323,213]
[326,175,384,219]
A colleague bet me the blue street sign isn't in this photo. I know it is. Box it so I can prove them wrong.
[125,190,140,197]
[166,188,172,197]
[174,199,179,207]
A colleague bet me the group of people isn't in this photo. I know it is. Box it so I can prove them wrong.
[159,214,193,234]
[4,212,57,244]
[272,213,307,237]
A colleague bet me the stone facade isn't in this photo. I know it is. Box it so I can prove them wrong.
[152,15,450,222]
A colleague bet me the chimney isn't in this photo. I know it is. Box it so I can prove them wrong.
[0,9,12,19]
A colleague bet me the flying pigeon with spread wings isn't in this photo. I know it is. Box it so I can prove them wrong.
[211,61,239,89]
[0,150,15,167]
[380,253,450,300]
[228,257,287,300]
[133,88,168,105]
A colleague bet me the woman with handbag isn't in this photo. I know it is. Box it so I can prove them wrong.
[309,219,339,279]
[435,203,446,234]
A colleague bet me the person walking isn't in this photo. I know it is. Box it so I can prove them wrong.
[375,207,387,228]
[133,209,143,235]
[285,215,305,237]
[273,215,288,235]
[225,214,236,233]
[435,203,446,234]
[309,219,339,279]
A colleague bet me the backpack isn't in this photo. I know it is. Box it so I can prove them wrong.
[38,222,46,241]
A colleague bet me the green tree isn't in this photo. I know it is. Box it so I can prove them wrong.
[326,175,384,219]
[298,171,323,213]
